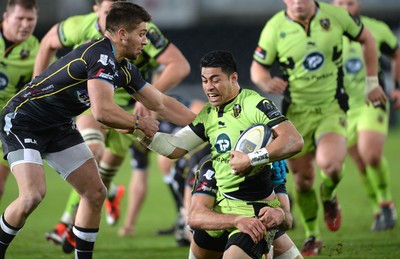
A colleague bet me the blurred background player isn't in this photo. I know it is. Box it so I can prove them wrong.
[0,0,39,202]
[332,0,399,231]
[188,155,303,259]
[34,0,191,250]
[250,0,386,256]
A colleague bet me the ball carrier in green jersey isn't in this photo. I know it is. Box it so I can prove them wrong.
[333,0,398,232]
[250,0,387,256]
[135,50,304,258]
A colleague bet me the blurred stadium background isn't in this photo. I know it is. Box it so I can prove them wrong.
[2,0,399,126]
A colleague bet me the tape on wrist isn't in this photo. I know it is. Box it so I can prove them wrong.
[248,148,270,166]
[365,76,379,96]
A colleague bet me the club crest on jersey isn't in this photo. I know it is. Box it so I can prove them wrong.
[320,18,331,31]
[20,50,30,59]
[303,51,325,71]
[214,133,231,153]
[345,58,363,74]
[233,104,242,118]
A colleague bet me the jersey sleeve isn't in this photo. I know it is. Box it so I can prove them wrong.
[335,8,363,40]
[376,21,399,56]
[142,22,170,59]
[255,98,288,127]
[253,20,279,67]
[189,105,211,142]
[122,61,148,95]
[58,15,86,47]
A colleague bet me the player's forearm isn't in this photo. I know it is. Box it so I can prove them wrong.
[152,61,190,93]
[188,209,240,230]
[250,61,272,92]
[157,95,196,126]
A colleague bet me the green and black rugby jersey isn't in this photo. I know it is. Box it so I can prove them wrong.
[0,26,39,110]
[253,1,363,107]
[58,13,170,107]
[343,16,399,109]
[3,37,146,125]
[189,89,287,201]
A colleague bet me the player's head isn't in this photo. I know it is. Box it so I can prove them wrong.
[283,0,315,21]
[200,50,240,107]
[93,0,126,34]
[2,0,38,43]
[332,0,360,17]
[105,2,151,60]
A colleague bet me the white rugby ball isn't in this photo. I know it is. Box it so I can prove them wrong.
[234,124,273,154]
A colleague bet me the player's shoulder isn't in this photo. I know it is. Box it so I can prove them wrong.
[265,10,286,28]
[317,1,349,20]
[239,89,264,103]
[361,16,389,30]
[63,12,97,24]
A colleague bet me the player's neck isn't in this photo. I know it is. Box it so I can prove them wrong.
[287,4,316,29]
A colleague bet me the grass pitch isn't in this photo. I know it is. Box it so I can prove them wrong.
[1,129,399,258]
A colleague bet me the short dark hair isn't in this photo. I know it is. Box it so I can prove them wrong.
[105,2,151,33]
[6,0,38,12]
[200,50,238,76]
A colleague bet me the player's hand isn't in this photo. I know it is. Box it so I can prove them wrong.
[230,150,251,176]
[136,115,159,138]
[367,86,387,106]
[271,160,288,187]
[133,101,151,117]
[258,207,285,230]
[264,77,288,94]
[234,216,266,243]
[391,89,400,110]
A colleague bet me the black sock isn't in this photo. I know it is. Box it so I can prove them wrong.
[73,225,99,259]
[0,215,21,259]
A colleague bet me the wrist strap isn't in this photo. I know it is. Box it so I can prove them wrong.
[248,148,270,166]
[134,115,140,130]
[365,76,379,96]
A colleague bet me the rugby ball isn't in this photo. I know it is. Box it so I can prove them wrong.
[234,124,273,154]
[233,124,273,177]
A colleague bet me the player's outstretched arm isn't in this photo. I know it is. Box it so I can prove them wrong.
[33,24,63,77]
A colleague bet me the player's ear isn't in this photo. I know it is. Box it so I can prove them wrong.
[230,72,238,83]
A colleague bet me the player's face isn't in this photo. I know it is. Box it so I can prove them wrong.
[94,0,115,34]
[332,0,360,17]
[2,5,37,43]
[283,0,315,21]
[201,67,239,107]
[123,22,148,60]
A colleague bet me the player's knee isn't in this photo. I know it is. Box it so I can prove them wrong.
[81,185,107,209]
[20,190,46,214]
